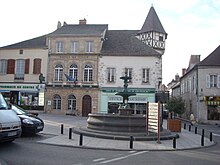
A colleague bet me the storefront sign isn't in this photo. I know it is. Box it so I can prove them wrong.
[0,84,38,92]
[108,96,148,103]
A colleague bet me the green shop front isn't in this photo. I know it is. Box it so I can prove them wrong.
[0,83,45,111]
[100,87,156,114]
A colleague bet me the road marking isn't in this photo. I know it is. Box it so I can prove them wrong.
[213,133,220,137]
[93,158,106,162]
[98,151,148,164]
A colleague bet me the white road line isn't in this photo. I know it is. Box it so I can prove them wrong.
[93,158,106,162]
[213,133,220,137]
[98,151,148,164]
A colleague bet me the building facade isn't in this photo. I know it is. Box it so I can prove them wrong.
[0,36,48,110]
[175,46,220,124]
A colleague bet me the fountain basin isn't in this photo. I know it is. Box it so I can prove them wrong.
[87,113,146,133]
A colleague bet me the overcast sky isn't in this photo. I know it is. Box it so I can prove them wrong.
[1,0,220,85]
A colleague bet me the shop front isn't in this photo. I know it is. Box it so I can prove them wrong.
[100,87,156,114]
[0,83,45,111]
[205,96,220,121]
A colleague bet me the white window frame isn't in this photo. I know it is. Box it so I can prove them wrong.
[69,64,78,81]
[86,41,93,53]
[54,64,63,81]
[0,59,7,74]
[56,41,64,53]
[107,68,116,82]
[142,68,149,83]
[15,59,25,79]
[84,64,93,82]
[71,41,79,53]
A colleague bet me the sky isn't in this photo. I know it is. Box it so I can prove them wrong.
[1,0,220,85]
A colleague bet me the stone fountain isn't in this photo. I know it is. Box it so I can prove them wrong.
[73,73,176,140]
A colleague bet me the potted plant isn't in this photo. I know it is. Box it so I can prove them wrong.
[165,97,185,132]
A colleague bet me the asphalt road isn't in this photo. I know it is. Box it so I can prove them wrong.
[0,114,219,165]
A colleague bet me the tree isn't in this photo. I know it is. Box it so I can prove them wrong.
[165,96,185,116]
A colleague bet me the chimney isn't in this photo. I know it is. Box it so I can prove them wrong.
[175,74,180,81]
[79,18,87,24]
[182,68,186,76]
[57,21,61,29]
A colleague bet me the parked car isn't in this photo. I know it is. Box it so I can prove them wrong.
[0,93,22,143]
[10,104,44,135]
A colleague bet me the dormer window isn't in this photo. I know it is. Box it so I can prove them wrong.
[86,41,93,53]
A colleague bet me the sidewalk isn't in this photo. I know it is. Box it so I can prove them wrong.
[38,118,216,151]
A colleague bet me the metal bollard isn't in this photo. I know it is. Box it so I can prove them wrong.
[188,125,191,132]
[195,127,197,134]
[69,128,72,139]
[201,135,204,146]
[173,137,176,149]
[61,124,64,134]
[202,129,205,136]
[210,132,213,142]
[79,133,83,146]
[130,136,134,149]
[184,123,186,129]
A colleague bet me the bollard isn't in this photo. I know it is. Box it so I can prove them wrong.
[195,127,197,134]
[173,137,176,149]
[202,129,205,136]
[201,135,204,146]
[184,123,186,129]
[61,124,64,134]
[188,125,191,132]
[210,132,213,142]
[69,128,72,139]
[79,133,83,146]
[130,136,134,149]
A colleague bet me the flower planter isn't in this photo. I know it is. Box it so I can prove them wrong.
[167,119,181,132]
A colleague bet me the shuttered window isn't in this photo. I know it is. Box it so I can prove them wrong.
[33,58,42,74]
[25,59,30,74]
[7,59,15,74]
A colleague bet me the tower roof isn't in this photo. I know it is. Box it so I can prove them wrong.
[138,6,167,35]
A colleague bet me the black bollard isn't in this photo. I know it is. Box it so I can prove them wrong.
[61,124,64,134]
[189,125,191,132]
[210,132,213,142]
[184,123,186,129]
[195,127,197,134]
[202,129,205,136]
[69,128,72,139]
[130,136,134,149]
[79,133,83,146]
[173,137,176,149]
[201,135,204,146]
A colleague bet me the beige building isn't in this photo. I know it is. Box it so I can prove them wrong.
[44,20,108,116]
[0,36,48,110]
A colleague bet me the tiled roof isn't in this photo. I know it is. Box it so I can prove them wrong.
[198,45,220,66]
[49,24,108,36]
[0,35,47,49]
[138,6,167,34]
[101,30,160,56]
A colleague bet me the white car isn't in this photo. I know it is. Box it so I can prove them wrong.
[0,93,22,143]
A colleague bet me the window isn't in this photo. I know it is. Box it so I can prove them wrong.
[69,64,78,81]
[56,41,64,53]
[142,68,149,83]
[33,58,42,74]
[86,41,93,53]
[0,59,7,74]
[54,64,63,81]
[206,74,218,88]
[84,64,93,82]
[125,68,132,82]
[19,49,23,54]
[15,59,25,80]
[7,59,15,74]
[71,41,79,53]
[107,68,115,82]
[53,95,61,110]
[68,95,76,110]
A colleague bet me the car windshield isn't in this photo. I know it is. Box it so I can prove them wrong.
[12,104,26,115]
[0,93,8,110]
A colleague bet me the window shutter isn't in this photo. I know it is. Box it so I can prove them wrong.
[217,75,220,88]
[206,74,210,88]
[25,59,30,74]
[7,59,15,74]
[33,58,42,74]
